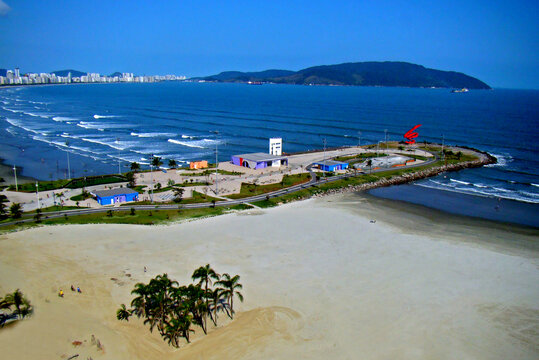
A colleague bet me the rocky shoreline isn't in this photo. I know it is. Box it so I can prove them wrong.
[314,149,497,197]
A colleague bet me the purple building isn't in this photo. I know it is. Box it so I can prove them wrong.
[231,152,288,169]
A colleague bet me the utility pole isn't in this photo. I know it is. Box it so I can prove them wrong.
[65,141,71,180]
[35,181,40,209]
[13,165,18,191]
[215,131,219,195]
[150,160,154,203]
[323,138,327,178]
[441,134,445,161]
[117,138,121,175]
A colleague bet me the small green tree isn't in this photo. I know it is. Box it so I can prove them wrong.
[155,182,162,190]
[33,208,42,223]
[172,187,185,203]
[151,156,163,168]
[107,210,113,217]
[130,162,140,172]
[9,203,22,219]
[126,172,136,188]
[130,208,136,216]
[167,179,175,187]
[168,159,177,169]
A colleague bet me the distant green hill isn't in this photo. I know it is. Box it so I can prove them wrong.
[197,61,491,89]
[109,72,123,77]
[50,69,86,77]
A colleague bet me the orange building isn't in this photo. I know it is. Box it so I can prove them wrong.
[190,160,208,169]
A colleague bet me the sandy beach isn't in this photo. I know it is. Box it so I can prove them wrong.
[0,193,538,359]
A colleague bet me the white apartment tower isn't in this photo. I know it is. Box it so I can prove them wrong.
[14,68,20,78]
[269,137,282,156]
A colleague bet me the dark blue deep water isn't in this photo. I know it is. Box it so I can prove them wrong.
[1,83,538,225]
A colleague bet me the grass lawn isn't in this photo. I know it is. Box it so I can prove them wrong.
[227,173,311,199]
[8,174,126,192]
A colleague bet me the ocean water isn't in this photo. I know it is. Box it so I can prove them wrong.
[0,82,538,222]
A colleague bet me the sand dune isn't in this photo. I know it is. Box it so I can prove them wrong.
[0,195,538,359]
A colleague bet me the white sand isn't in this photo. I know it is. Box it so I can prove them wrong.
[0,195,538,359]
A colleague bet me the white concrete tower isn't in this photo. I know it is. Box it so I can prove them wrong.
[269,138,282,155]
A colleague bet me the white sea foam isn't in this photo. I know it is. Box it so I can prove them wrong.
[131,132,176,138]
[485,153,513,168]
[532,183,539,188]
[25,111,50,119]
[417,180,539,204]
[450,179,471,186]
[93,114,118,119]
[181,134,196,139]
[2,107,24,113]
[168,139,205,148]
[81,137,125,151]
[53,116,78,122]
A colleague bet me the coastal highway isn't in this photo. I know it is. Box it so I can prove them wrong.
[0,152,438,228]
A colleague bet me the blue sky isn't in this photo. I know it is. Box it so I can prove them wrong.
[0,0,537,88]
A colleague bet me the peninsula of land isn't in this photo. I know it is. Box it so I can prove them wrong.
[196,61,491,89]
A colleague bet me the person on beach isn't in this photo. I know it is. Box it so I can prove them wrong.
[77,287,81,293]
[71,285,75,291]
[59,290,64,297]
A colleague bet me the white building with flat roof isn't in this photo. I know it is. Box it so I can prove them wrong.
[269,137,282,156]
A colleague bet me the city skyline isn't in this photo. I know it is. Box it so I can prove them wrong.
[1,1,538,89]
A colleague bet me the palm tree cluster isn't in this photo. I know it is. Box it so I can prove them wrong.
[0,289,33,327]
[116,264,243,348]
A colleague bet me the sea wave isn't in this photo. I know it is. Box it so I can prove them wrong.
[419,180,539,204]
[81,137,126,151]
[24,111,50,119]
[53,116,78,122]
[485,153,513,168]
[131,132,176,138]
[168,139,205,148]
[2,107,24,113]
[449,179,471,186]
[93,114,119,119]
[77,121,105,131]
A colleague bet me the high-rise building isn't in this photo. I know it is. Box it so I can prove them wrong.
[14,68,20,78]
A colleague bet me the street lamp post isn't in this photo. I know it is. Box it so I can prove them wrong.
[35,181,40,209]
[65,141,71,180]
[150,161,153,203]
[215,131,219,195]
[323,138,327,178]
[13,165,18,191]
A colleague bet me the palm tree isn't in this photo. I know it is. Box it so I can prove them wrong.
[168,159,177,168]
[9,203,22,219]
[172,186,185,203]
[2,289,33,320]
[151,156,163,168]
[192,264,219,331]
[116,304,131,321]
[366,159,373,174]
[130,162,140,172]
[216,273,243,319]
[208,287,228,325]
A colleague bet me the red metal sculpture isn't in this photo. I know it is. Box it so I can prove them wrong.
[404,124,422,144]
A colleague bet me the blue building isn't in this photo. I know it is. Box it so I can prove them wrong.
[314,160,349,172]
[93,188,139,206]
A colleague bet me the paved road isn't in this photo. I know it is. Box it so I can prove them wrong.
[1,152,438,228]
